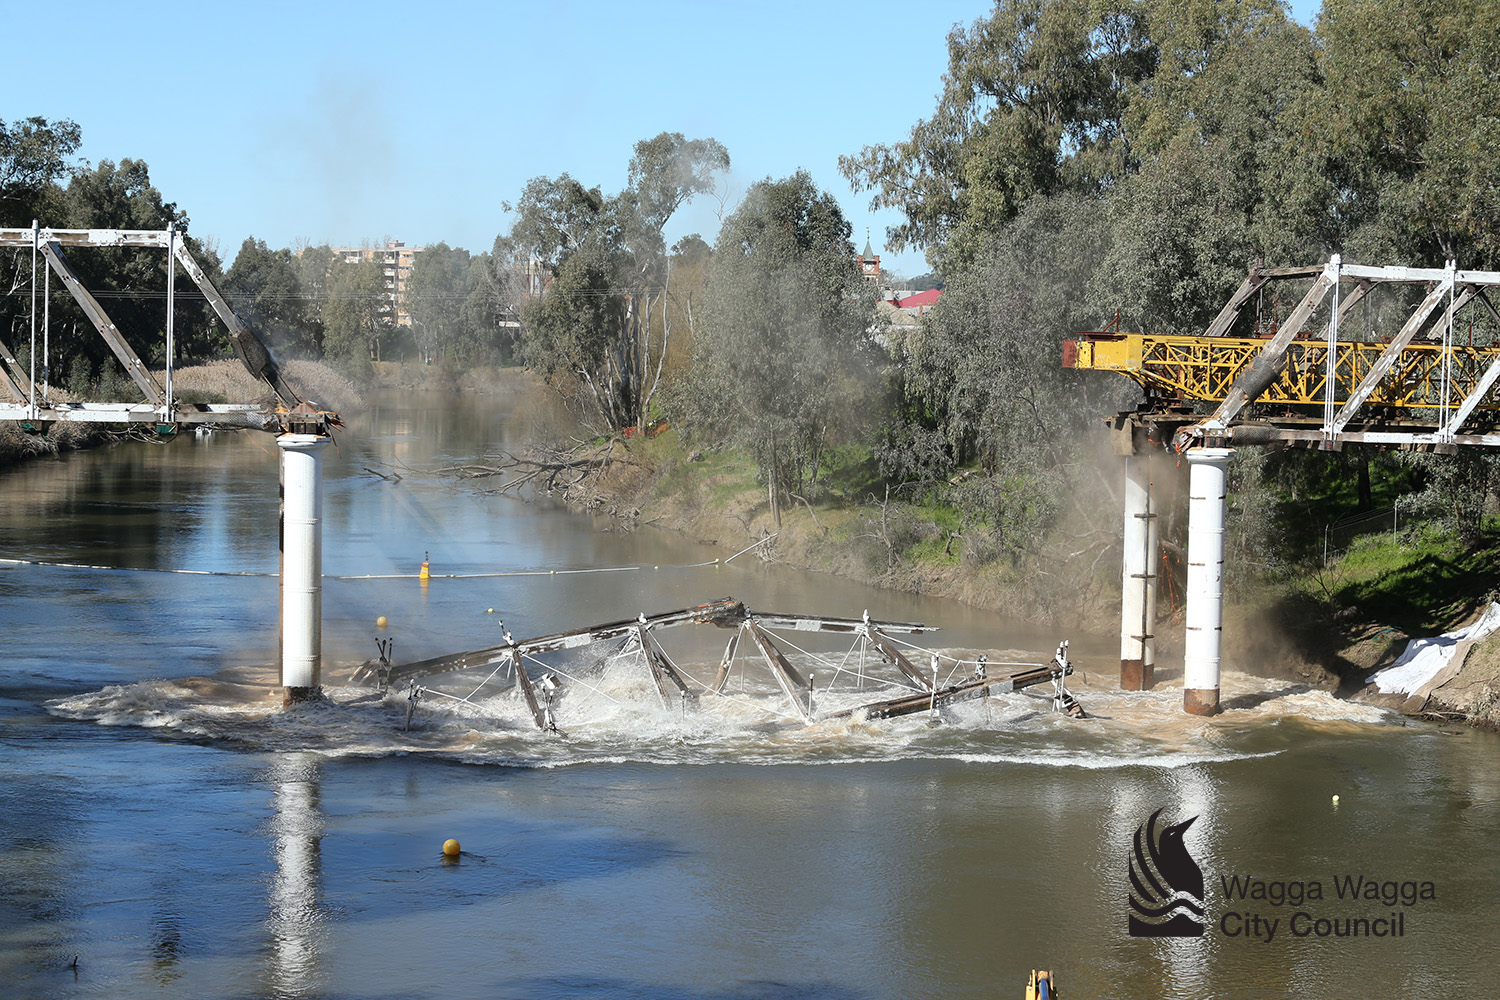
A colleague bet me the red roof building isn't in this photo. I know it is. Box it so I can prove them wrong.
[887,288,943,316]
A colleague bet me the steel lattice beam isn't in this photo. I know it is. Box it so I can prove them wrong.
[1063,258,1500,451]
[0,225,314,428]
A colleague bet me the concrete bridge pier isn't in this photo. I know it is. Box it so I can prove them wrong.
[1183,447,1233,715]
[1120,454,1158,690]
[279,433,331,703]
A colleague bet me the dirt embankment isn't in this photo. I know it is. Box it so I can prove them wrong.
[560,435,1500,728]
[566,436,1076,622]
[1351,619,1500,731]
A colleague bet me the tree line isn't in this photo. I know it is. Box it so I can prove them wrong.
[4,0,1498,583]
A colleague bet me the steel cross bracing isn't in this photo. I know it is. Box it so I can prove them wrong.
[0,224,325,434]
[1066,333,1500,411]
[351,597,1084,731]
[1062,258,1500,452]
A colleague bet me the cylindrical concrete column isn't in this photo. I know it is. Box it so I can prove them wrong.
[1120,455,1158,690]
[1183,447,1233,715]
[278,433,331,702]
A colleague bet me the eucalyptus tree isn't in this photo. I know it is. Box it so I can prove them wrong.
[0,116,80,227]
[1314,0,1500,267]
[1095,0,1322,332]
[224,238,319,357]
[0,117,83,379]
[839,0,1153,271]
[507,132,729,430]
[405,241,472,363]
[686,170,878,525]
[458,236,531,365]
[59,159,223,368]
[320,254,388,377]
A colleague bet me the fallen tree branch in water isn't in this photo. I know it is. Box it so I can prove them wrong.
[437,442,635,499]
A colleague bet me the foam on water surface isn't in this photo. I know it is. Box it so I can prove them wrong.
[47,650,1406,771]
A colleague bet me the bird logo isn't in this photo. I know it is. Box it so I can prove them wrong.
[1129,808,1206,937]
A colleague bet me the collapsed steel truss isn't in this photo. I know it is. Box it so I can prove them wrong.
[1064,258,1500,452]
[0,225,321,433]
[351,597,1084,731]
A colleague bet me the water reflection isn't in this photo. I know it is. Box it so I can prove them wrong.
[265,752,325,999]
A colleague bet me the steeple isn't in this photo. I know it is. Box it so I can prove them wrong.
[859,228,880,284]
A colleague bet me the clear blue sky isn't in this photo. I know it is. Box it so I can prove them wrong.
[10,0,1321,280]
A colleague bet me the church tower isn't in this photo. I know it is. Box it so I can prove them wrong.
[858,230,881,285]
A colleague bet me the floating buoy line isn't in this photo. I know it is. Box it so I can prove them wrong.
[0,555,726,579]
[0,532,776,581]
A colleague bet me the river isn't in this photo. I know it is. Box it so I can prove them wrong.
[0,391,1495,999]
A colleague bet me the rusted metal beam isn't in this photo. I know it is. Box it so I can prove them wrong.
[1202,270,1268,339]
[745,621,812,723]
[353,598,748,687]
[822,662,1056,722]
[863,625,932,690]
[0,228,172,248]
[1204,263,1337,429]
[171,240,303,408]
[0,337,31,403]
[0,402,280,427]
[745,611,937,635]
[709,629,741,694]
[353,598,940,690]
[510,649,553,732]
[40,241,164,405]
[1329,276,1458,435]
[637,623,697,707]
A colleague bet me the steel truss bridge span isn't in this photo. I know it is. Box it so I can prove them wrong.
[351,597,1085,732]
[1,225,330,435]
[1064,258,1500,452]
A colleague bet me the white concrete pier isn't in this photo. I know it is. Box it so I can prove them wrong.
[278,433,331,702]
[1183,447,1233,715]
[1120,454,1159,690]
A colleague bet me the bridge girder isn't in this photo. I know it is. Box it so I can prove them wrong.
[1064,257,1500,452]
[0,225,325,433]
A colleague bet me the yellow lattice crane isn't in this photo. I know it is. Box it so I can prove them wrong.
[1064,259,1500,451]
[1063,332,1500,412]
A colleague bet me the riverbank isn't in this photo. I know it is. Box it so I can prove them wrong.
[558,424,1500,728]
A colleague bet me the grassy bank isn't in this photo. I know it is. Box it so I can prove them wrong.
[1271,524,1500,725]
[569,427,1500,726]
[576,428,1123,626]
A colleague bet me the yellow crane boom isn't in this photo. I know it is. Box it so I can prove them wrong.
[1064,332,1500,413]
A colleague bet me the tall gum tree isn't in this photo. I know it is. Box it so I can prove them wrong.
[405,242,473,364]
[1313,0,1500,267]
[686,170,878,526]
[507,133,728,430]
[839,0,1153,271]
[224,238,319,358]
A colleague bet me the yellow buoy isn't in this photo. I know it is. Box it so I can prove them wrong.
[443,838,461,857]
[376,616,389,629]
[487,608,494,614]
[420,551,431,581]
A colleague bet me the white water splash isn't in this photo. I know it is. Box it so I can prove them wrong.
[46,653,1407,770]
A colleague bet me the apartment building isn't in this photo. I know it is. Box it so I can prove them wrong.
[329,240,426,327]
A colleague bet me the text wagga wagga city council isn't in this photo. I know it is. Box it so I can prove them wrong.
[1215,875,1436,943]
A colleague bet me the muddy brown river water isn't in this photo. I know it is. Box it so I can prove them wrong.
[0,391,1496,999]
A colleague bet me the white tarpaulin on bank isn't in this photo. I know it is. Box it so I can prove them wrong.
[1368,602,1500,695]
